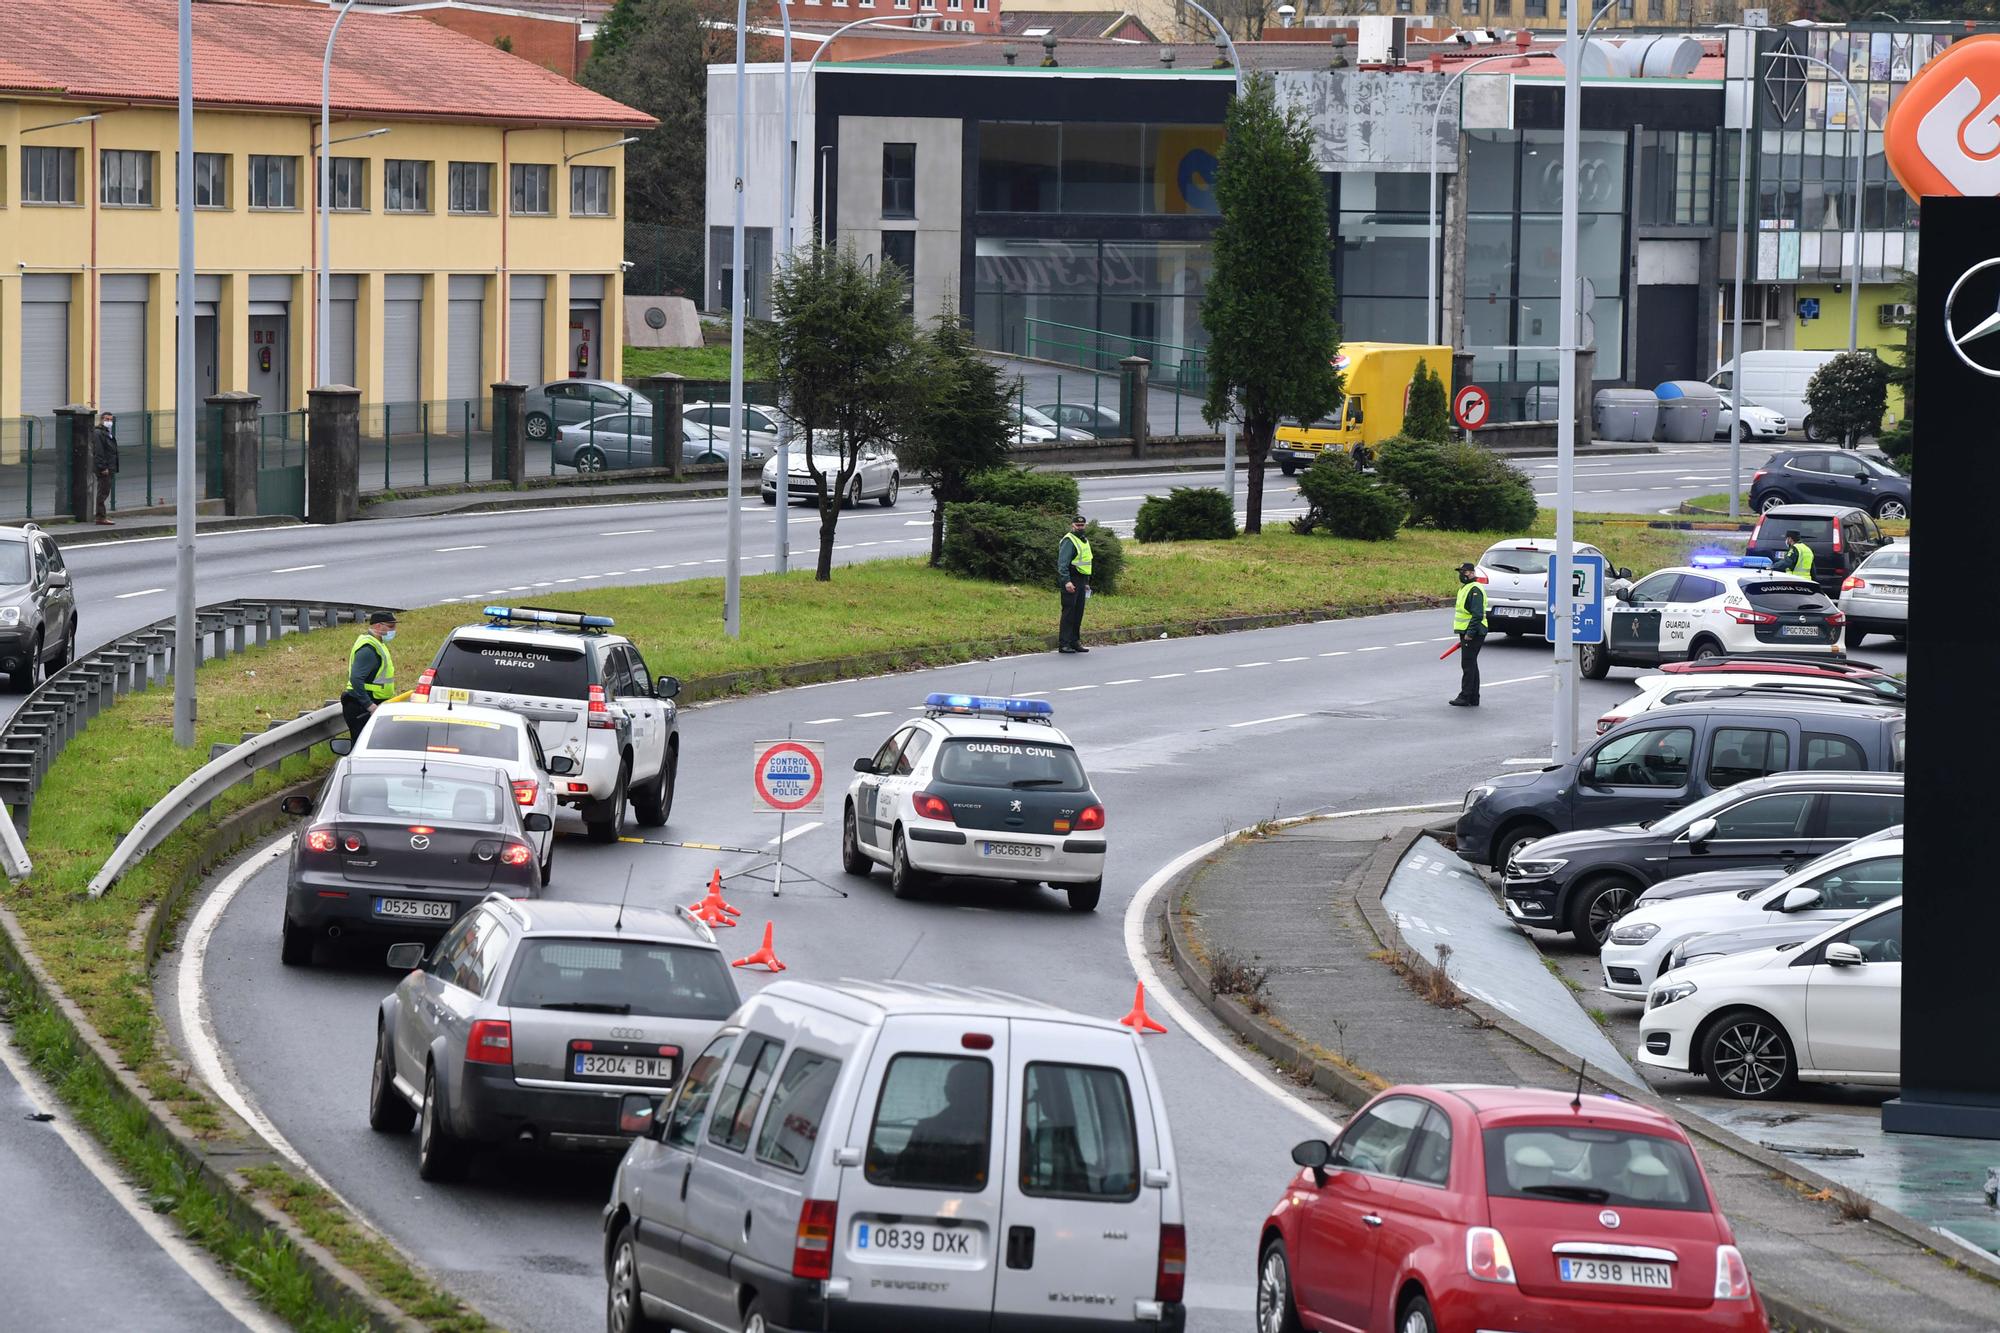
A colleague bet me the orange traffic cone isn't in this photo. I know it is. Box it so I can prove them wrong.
[732,922,787,972]
[687,869,741,927]
[1118,982,1167,1034]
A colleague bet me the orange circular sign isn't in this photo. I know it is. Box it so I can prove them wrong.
[1886,34,2000,199]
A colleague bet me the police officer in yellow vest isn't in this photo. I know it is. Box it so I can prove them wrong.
[1450,561,1487,707]
[343,611,398,739]
[1776,529,1815,583]
[1058,514,1093,654]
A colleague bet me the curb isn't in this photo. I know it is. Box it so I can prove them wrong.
[0,780,430,1332]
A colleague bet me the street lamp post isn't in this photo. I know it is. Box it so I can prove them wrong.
[320,0,358,389]
[176,0,195,746]
[1725,28,1753,519]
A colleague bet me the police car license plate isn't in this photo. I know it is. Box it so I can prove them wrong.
[979,840,1045,861]
[1559,1257,1673,1289]
[374,897,453,921]
[435,687,474,703]
[1781,625,1821,638]
[854,1221,980,1260]
[572,1053,675,1082]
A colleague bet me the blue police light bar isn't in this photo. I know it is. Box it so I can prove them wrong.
[1688,551,1773,571]
[482,605,616,629]
[923,692,1054,720]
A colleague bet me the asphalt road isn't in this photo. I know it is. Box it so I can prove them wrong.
[195,616,1666,1333]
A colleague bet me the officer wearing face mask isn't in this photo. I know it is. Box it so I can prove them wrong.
[343,610,398,739]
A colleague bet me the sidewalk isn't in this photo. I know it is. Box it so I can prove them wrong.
[1163,817,2000,1333]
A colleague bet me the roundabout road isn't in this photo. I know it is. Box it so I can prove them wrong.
[194,611,1662,1333]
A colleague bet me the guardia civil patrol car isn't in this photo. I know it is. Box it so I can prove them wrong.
[842,694,1108,911]
[1578,555,1846,679]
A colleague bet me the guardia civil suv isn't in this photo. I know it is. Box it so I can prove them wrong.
[413,606,679,843]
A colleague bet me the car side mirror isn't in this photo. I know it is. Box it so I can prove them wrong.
[280,794,314,817]
[1778,885,1823,913]
[854,756,875,773]
[657,675,681,699]
[385,942,426,970]
[545,755,576,776]
[1615,587,1634,603]
[619,1092,662,1137]
[1576,755,1597,783]
[329,736,353,756]
[48,570,69,588]
[523,812,554,832]
[1291,1138,1331,1187]
[1824,941,1864,967]
[1686,817,1717,846]
[1617,567,1633,582]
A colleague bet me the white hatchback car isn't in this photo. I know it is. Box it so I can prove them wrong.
[842,694,1107,911]
[1471,539,1628,639]
[1639,896,1902,1099]
[759,442,900,507]
[1601,833,1902,1001]
[346,700,573,881]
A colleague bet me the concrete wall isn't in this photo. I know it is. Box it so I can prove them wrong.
[705,65,817,300]
[836,116,963,323]
[1274,70,1459,175]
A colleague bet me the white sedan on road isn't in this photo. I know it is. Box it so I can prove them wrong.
[1712,392,1788,440]
[1638,896,1902,1099]
[1472,539,1629,639]
[759,441,899,506]
[1601,832,1902,1001]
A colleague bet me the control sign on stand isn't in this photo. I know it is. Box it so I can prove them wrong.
[753,740,825,814]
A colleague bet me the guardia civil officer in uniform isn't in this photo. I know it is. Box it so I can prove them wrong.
[1057,514,1093,653]
[1450,561,1486,707]
[343,610,398,739]
[1775,529,1815,581]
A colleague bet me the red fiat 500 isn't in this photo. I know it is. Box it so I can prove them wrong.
[1256,1085,1766,1333]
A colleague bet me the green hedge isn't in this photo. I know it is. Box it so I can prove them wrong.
[962,467,1080,517]
[1134,487,1237,543]
[942,503,1123,593]
[1376,436,1537,532]
[1293,455,1405,541]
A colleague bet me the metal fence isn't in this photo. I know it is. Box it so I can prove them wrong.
[626,223,705,306]
[356,398,497,493]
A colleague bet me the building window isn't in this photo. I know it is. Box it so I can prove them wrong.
[975,0,988,9]
[330,157,367,211]
[1648,0,1666,15]
[100,149,155,207]
[1463,0,1480,11]
[511,163,552,215]
[449,161,494,214]
[1396,0,1413,10]
[385,159,430,212]
[23,147,77,205]
[187,152,228,208]
[977,122,1223,216]
[1492,0,1510,12]
[571,164,613,217]
[882,231,916,312]
[883,143,916,219]
[1618,0,1633,16]
[248,155,299,209]
[1638,130,1713,226]
[1524,0,1545,14]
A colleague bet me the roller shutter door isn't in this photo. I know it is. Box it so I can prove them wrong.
[330,299,357,389]
[20,297,69,423]
[382,296,422,406]
[448,296,482,404]
[509,292,544,388]
[99,278,148,417]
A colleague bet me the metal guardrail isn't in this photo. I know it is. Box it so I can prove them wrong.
[0,598,381,827]
[87,703,342,898]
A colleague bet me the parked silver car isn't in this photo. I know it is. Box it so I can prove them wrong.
[368,895,740,1181]
[523,378,644,442]
[555,412,765,473]
[682,401,784,458]
[1838,540,1908,648]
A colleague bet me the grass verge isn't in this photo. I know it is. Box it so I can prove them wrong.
[2,508,1709,1325]
[622,344,772,382]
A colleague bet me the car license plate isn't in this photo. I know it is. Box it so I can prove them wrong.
[854,1222,980,1260]
[572,1053,675,1082]
[435,687,473,703]
[374,897,453,921]
[979,840,1045,861]
[1492,606,1534,619]
[1875,585,1907,598]
[1559,1257,1673,1289]
[1780,624,1822,638]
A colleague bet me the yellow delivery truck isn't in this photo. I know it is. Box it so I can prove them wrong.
[1271,342,1452,476]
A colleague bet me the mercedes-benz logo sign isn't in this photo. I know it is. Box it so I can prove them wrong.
[1945,256,2000,379]
[1599,1209,1622,1229]
[410,834,430,850]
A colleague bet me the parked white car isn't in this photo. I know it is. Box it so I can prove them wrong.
[1472,539,1630,640]
[1595,670,1903,734]
[1601,833,1902,1001]
[1638,896,1902,1099]
[1711,391,1788,440]
[759,442,900,507]
[681,400,783,458]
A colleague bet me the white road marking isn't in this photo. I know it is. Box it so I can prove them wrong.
[1013,690,1048,697]
[115,587,164,599]
[1105,678,1142,686]
[1394,640,1426,647]
[600,528,654,536]
[1357,645,1387,652]
[803,717,843,725]
[0,1007,283,1331]
[1229,712,1307,729]
[434,544,486,552]
[270,563,324,574]
[1487,672,1552,687]
[1058,684,1097,692]
[854,710,892,718]
[1150,672,1185,680]
[1236,661,1271,669]
[1319,651,1347,657]
[1278,656,1308,663]
[1503,756,1550,765]
[1195,667,1229,674]
[767,820,822,845]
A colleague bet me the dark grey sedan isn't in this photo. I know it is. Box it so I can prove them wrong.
[278,755,549,966]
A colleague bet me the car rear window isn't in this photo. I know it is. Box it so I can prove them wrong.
[1863,548,1909,572]
[502,938,737,1020]
[432,638,590,698]
[1742,581,1831,610]
[340,772,504,825]
[1020,1063,1140,1201]
[866,1054,992,1191]
[364,716,519,762]
[1484,1125,1709,1212]
[1753,517,1833,545]
[934,739,1087,791]
[1480,546,1552,575]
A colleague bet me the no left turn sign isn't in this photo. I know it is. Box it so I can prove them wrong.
[753,740,825,814]
[1452,384,1491,431]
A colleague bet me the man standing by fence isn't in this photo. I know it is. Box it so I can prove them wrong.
[91,413,119,526]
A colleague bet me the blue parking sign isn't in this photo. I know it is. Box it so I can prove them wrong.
[1546,552,1606,645]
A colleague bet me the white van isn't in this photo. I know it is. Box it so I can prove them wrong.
[602,979,1187,1333]
[1708,350,1840,441]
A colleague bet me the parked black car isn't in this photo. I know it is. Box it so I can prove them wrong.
[1744,503,1887,596]
[1750,450,1909,522]
[1499,771,1903,946]
[1455,695,1907,872]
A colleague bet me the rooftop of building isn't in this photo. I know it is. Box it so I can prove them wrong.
[998,11,1159,41]
[0,0,649,127]
[291,0,613,20]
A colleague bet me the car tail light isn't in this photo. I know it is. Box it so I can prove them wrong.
[1466,1227,1516,1284]
[408,825,435,835]
[1749,520,1764,546]
[1714,1245,1752,1300]
[1831,526,1843,552]
[304,827,336,853]
[1075,805,1106,831]
[341,831,367,854]
[412,667,435,701]
[500,842,534,867]
[1825,610,1846,627]
[1597,714,1623,734]
[567,781,590,793]
[962,1033,994,1050]
[465,1019,513,1067]
[588,683,615,730]
[1155,1224,1187,1303]
[1841,575,1864,592]
[1728,608,1777,625]
[1475,572,1489,584]
[1751,469,1767,484]
[511,778,538,807]
[793,1199,838,1279]
[912,792,954,822]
